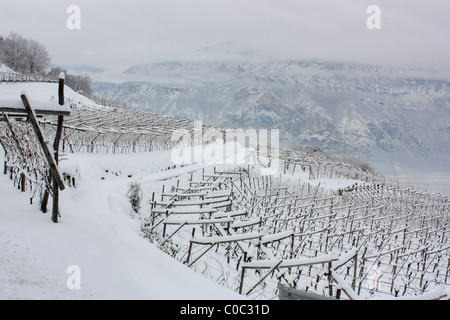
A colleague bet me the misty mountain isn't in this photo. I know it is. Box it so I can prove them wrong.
[92,60,450,190]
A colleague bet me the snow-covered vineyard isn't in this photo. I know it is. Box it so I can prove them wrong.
[143,160,449,300]
[0,77,449,300]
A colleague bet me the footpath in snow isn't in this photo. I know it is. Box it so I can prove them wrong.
[0,150,243,300]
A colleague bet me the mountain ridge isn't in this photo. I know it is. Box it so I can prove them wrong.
[92,60,450,193]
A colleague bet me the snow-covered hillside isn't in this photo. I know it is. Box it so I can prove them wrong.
[1,80,448,301]
[0,150,243,300]
[0,81,243,299]
[0,82,101,110]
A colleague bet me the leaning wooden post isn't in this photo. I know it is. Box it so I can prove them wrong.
[21,93,65,223]
[21,94,65,190]
[186,228,196,265]
[51,73,65,223]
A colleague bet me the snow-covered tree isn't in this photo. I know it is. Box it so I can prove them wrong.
[27,38,51,75]
[47,66,93,97]
[0,32,51,76]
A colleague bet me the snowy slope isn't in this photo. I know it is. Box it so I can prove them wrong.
[0,150,243,300]
[1,81,447,300]
[0,82,102,110]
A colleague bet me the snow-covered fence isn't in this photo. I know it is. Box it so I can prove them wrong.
[278,284,337,300]
[281,149,394,187]
[239,253,339,296]
[151,165,448,299]
[134,132,448,300]
[0,114,52,197]
[41,102,225,155]
[0,65,56,83]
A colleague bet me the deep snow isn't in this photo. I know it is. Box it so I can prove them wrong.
[2,81,446,301]
[0,150,243,300]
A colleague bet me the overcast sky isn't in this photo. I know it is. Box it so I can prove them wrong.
[1,0,449,81]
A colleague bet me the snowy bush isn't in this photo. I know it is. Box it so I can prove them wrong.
[160,238,180,258]
[127,181,143,213]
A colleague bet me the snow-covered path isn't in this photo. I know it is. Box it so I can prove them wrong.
[0,151,243,300]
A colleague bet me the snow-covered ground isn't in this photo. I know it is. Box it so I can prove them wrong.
[0,138,364,300]
[1,81,447,300]
[0,82,100,110]
[0,81,246,300]
[0,150,243,300]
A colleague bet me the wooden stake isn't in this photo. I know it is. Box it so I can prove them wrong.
[49,75,66,223]
[52,114,64,223]
[239,263,247,295]
[21,93,65,222]
[20,94,65,191]
[328,262,333,297]
[20,173,25,192]
[57,72,65,103]
[352,254,358,290]
[41,190,50,213]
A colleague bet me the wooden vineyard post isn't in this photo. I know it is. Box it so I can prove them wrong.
[20,173,26,192]
[445,257,450,284]
[352,254,358,290]
[357,247,367,295]
[239,268,245,295]
[1,136,6,175]
[186,228,196,265]
[290,234,295,259]
[328,261,333,297]
[21,92,65,223]
[40,189,50,213]
[336,288,341,300]
[58,73,65,107]
[51,73,65,223]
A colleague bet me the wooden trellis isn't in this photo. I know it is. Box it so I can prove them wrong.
[143,164,449,300]
[0,74,70,222]
[39,102,224,155]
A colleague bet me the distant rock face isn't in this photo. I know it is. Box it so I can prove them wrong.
[92,60,450,180]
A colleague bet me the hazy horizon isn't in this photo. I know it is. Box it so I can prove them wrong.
[1,0,449,82]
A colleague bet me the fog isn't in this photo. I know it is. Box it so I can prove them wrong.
[0,0,449,80]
